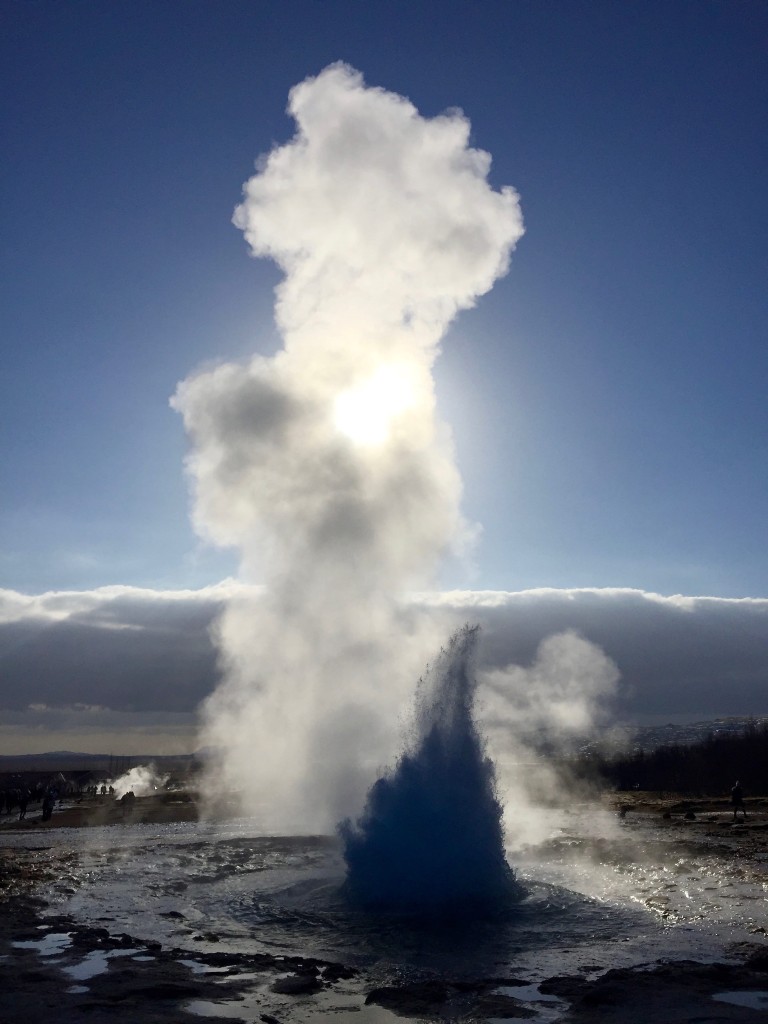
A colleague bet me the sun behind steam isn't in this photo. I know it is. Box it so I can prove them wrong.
[333,366,416,446]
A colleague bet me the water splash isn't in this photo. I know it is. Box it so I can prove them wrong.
[339,625,522,915]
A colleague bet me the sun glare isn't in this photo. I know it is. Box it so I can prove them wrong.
[334,366,415,446]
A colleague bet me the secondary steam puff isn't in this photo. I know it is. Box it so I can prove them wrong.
[172,64,523,829]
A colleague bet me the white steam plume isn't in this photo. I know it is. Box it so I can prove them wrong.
[172,64,523,830]
[478,631,621,849]
[111,764,168,799]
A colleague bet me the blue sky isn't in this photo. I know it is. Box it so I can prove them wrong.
[3,0,766,599]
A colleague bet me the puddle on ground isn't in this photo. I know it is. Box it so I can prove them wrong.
[63,947,136,980]
[497,983,563,1003]
[179,958,235,974]
[713,990,768,1010]
[12,932,72,956]
[185,1001,250,1019]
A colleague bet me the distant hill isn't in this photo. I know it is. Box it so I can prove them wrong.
[0,751,197,772]
[1,751,104,761]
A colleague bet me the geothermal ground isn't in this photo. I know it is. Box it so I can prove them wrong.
[1,794,767,1023]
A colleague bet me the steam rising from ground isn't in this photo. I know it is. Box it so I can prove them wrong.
[173,64,523,829]
[111,764,167,799]
[480,631,621,849]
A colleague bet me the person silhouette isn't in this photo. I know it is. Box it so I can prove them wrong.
[730,780,747,822]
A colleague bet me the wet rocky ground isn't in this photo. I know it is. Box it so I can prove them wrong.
[0,846,365,1024]
[1,797,768,1023]
[3,883,768,1024]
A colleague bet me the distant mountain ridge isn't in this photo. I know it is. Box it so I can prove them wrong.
[0,751,197,772]
[2,751,108,760]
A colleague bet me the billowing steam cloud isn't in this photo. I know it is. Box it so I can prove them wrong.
[111,763,168,799]
[478,631,621,849]
[481,630,620,740]
[172,64,523,830]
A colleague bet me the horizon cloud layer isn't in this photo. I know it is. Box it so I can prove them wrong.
[1,583,766,755]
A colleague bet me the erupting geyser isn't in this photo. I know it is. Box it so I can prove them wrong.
[173,63,524,832]
[340,626,522,914]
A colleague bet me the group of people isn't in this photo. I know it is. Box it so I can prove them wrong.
[1,783,60,821]
[82,783,115,797]
[1,779,131,824]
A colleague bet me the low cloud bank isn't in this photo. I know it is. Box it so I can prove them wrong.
[0,582,239,715]
[450,588,768,720]
[1,583,766,753]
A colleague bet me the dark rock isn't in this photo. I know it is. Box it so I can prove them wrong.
[745,948,768,972]
[71,926,110,946]
[365,980,451,1014]
[188,951,240,967]
[321,963,357,982]
[17,970,49,983]
[122,981,205,1001]
[446,979,483,992]
[271,972,324,995]
[577,982,626,1007]
[479,977,529,988]
[540,974,585,998]
[10,930,46,942]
